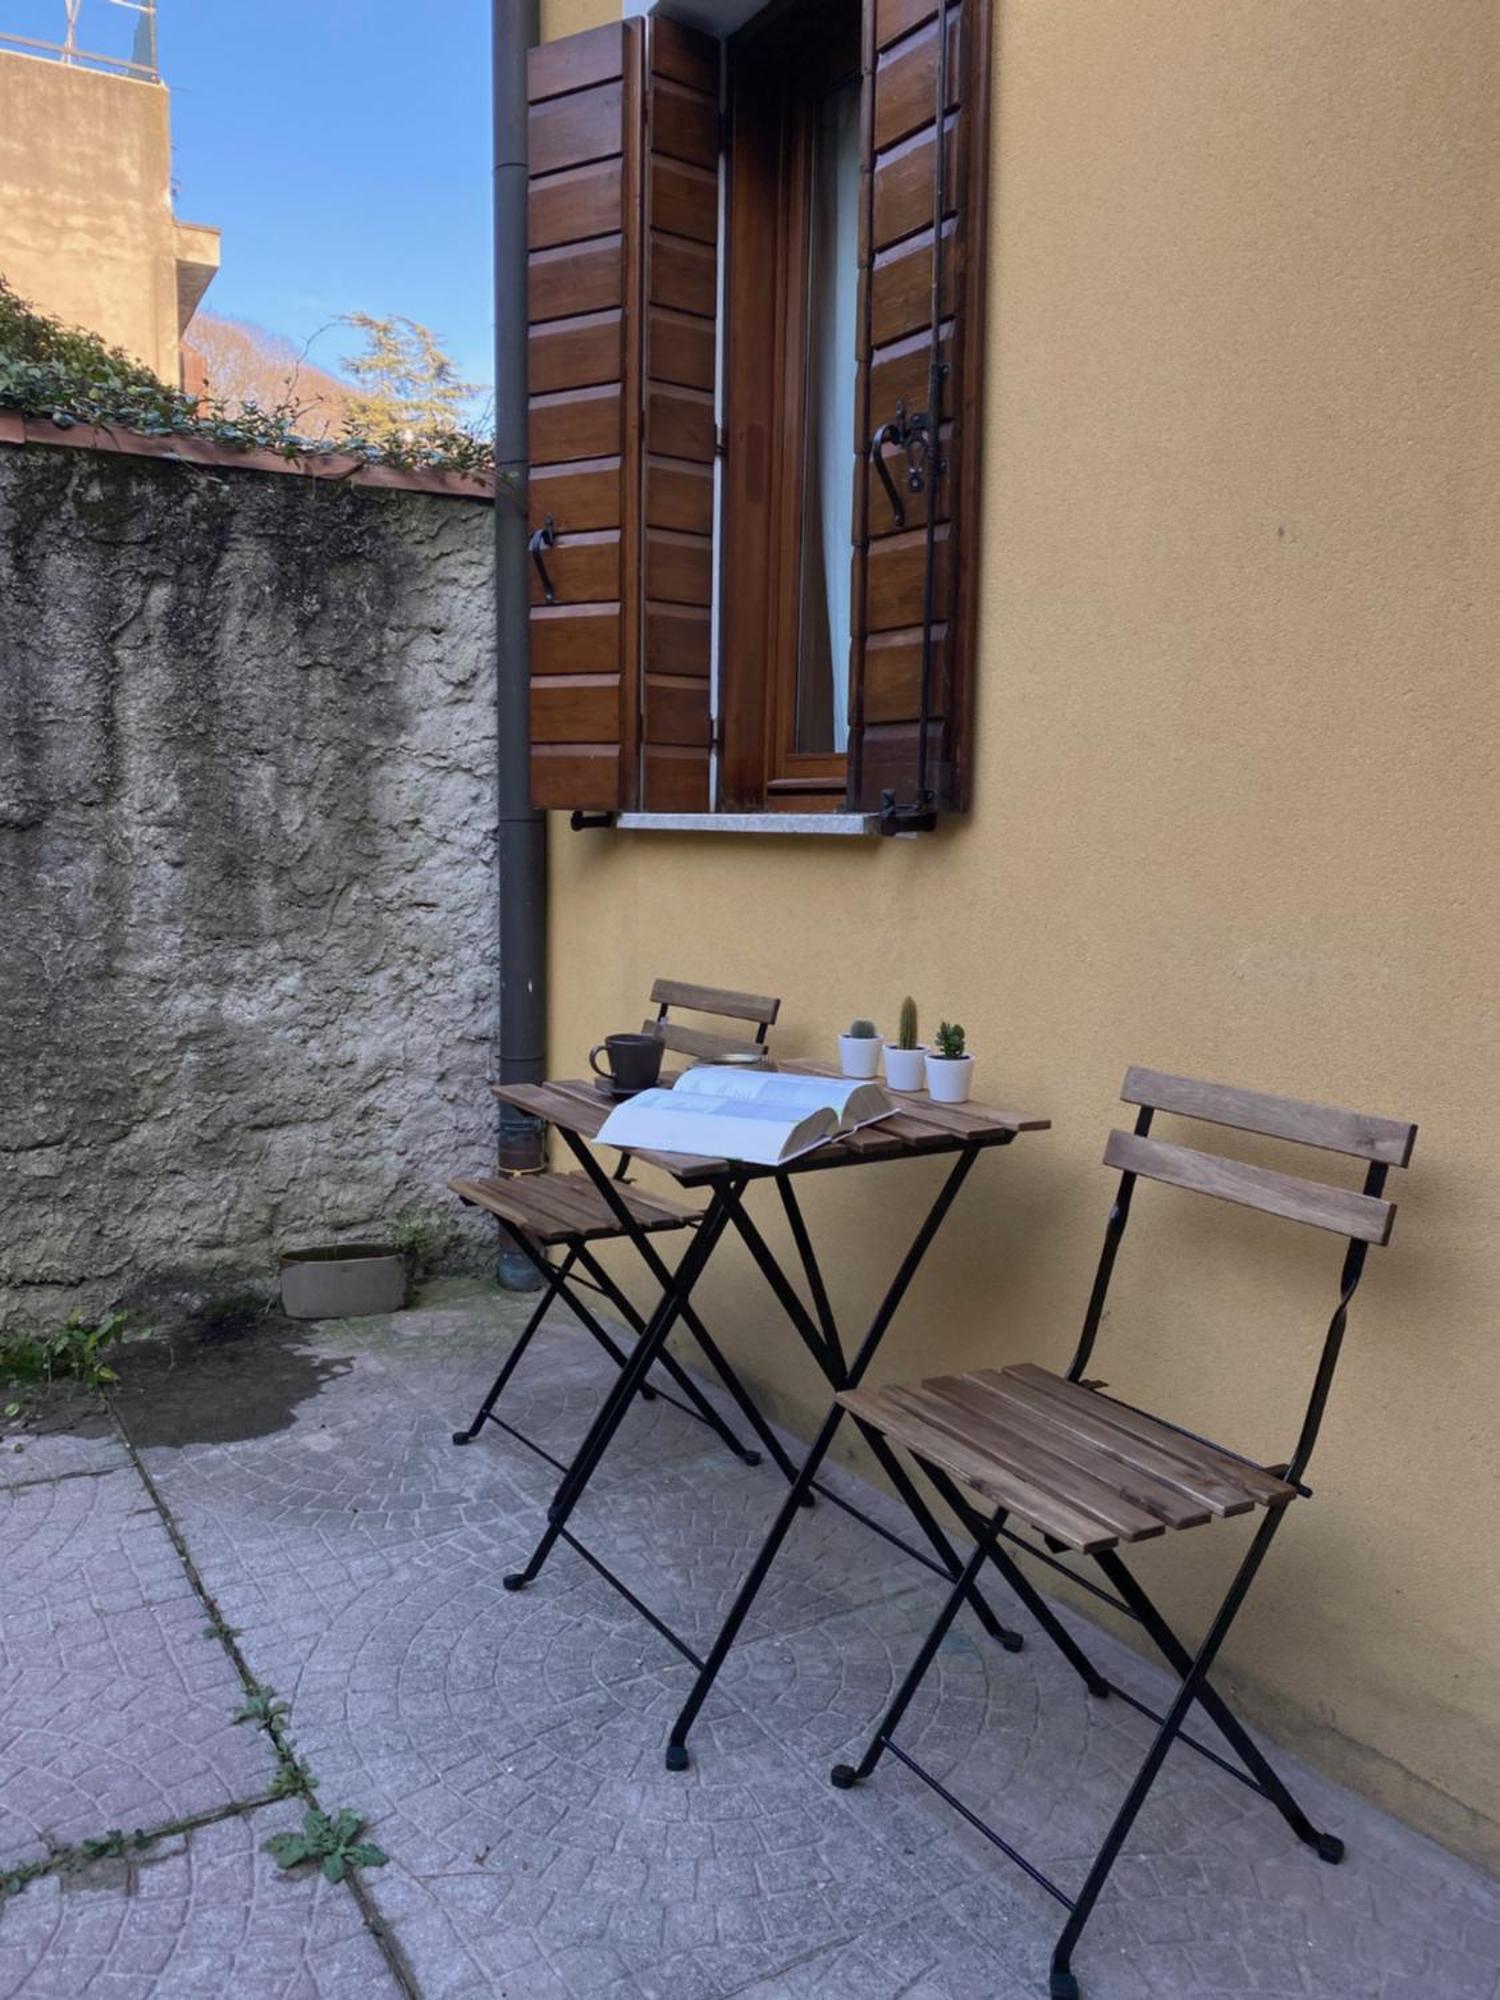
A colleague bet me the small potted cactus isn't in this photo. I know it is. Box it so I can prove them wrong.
[925,1020,975,1103]
[838,1016,884,1079]
[883,996,927,1092]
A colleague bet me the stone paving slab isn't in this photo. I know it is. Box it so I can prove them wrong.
[6,1282,1494,2000]
[0,1469,277,1865]
[0,1388,128,1493]
[0,1802,399,2000]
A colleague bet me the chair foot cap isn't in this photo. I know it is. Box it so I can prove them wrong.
[1314,1832,1345,1864]
[664,1743,690,1772]
[1049,1972,1079,2000]
[999,1630,1025,1654]
[1087,1679,1110,1699]
[450,1432,474,1446]
[739,1450,763,1466]
[638,1386,658,1401]
[797,1489,815,1508]
[502,1573,529,1592]
[830,1764,859,1790]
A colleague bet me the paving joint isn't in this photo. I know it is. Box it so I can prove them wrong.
[85,1389,426,2000]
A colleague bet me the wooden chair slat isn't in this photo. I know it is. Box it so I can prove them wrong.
[650,977,781,1027]
[1122,1067,1416,1168]
[1003,1366,1297,1509]
[976,1371,1257,1515]
[893,1381,1183,1539]
[1103,1130,1396,1244]
[448,1172,696,1246]
[646,1018,768,1061]
[838,1385,1131,1552]
[930,1373,1226,1529]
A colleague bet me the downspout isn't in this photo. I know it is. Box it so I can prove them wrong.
[493,0,547,1287]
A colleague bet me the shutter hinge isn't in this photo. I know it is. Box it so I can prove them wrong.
[714,424,727,459]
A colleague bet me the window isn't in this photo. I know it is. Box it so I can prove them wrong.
[525,0,990,828]
[720,1,861,811]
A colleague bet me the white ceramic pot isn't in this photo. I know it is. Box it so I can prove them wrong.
[882,1044,928,1092]
[925,1052,975,1104]
[838,1032,885,1079]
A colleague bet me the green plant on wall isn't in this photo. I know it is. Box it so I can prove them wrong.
[0,277,497,482]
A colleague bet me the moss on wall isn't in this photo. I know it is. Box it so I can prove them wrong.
[0,444,498,1333]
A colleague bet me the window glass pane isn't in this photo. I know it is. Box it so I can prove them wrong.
[794,75,860,756]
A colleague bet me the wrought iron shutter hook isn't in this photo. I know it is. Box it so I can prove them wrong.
[529,514,558,605]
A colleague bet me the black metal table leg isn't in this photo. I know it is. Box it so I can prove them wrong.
[665,1146,988,1768]
[502,1186,738,1591]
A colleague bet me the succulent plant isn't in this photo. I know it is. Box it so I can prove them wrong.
[896,997,919,1051]
[846,1018,879,1039]
[933,1021,967,1060]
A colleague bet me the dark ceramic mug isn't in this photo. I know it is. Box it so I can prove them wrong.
[588,1032,663,1093]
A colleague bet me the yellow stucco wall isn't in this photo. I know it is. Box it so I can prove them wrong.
[0,51,189,378]
[543,0,1500,1864]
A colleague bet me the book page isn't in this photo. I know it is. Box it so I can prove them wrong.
[596,1089,837,1164]
[676,1068,892,1129]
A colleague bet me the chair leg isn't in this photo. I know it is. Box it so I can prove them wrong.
[450,1248,575,1445]
[858,1431,1025,1653]
[572,1244,765,1468]
[1049,1509,1304,1999]
[831,1511,1000,1789]
[917,1463,1109,1697]
[1093,1546,1340,1859]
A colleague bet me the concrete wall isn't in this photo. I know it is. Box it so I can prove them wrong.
[0,50,214,378]
[542,0,1500,1864]
[0,442,498,1336]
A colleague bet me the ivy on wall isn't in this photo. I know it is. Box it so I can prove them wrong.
[0,277,495,482]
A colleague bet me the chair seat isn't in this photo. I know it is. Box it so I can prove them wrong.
[838,1363,1298,1554]
[448,1172,699,1247]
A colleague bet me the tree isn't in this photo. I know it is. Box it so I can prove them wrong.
[338,314,479,439]
[183,314,356,437]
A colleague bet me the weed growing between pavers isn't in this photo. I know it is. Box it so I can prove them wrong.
[0,1308,137,1396]
[265,1807,389,1885]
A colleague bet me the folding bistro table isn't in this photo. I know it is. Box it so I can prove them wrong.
[490,1064,1050,1769]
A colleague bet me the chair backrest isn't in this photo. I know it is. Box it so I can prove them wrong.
[1071,1067,1418,1482]
[1107,1068,1416,1245]
[643,978,782,1064]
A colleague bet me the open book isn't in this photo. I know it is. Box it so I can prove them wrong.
[595,1066,894,1165]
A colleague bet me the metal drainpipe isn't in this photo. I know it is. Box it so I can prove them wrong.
[493,0,547,1288]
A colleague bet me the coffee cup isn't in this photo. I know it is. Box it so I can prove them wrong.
[588,1032,664,1094]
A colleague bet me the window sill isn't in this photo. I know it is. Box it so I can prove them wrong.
[610,811,882,838]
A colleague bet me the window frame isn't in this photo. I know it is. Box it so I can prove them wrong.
[717,0,862,813]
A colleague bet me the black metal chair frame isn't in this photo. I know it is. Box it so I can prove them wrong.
[498,1116,1036,1709]
[827,1076,1416,2000]
[451,984,800,1487]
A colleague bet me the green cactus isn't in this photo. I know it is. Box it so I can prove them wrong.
[846,1018,879,1038]
[933,1021,967,1060]
[897,997,919,1050]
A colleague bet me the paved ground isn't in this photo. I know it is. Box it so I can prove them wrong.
[3,1278,1497,1999]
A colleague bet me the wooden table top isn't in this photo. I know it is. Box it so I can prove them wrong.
[492,1061,1050,1188]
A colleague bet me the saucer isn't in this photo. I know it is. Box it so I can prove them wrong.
[592,1077,652,1101]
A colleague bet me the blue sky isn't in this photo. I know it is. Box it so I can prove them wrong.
[162,0,494,402]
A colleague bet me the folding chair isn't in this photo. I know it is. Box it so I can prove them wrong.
[831,1066,1417,2000]
[448,979,801,1485]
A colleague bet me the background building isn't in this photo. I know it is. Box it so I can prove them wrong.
[0,1,218,382]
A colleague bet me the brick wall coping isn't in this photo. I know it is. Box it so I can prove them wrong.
[0,408,496,501]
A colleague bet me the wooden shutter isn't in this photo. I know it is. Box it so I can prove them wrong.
[527,24,639,811]
[638,19,720,811]
[527,20,720,815]
[846,0,991,819]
